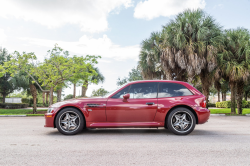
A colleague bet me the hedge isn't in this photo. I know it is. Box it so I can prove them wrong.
[21,97,38,104]
[207,103,216,107]
[216,100,250,108]
[31,103,48,107]
[0,103,29,109]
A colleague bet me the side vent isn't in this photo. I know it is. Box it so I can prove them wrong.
[86,103,106,107]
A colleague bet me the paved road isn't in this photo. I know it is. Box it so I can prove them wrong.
[0,116,250,166]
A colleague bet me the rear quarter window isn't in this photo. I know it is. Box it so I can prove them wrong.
[158,83,193,98]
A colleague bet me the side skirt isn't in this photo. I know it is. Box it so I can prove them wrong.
[86,122,164,128]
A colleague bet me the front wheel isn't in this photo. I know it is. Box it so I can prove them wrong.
[55,108,84,135]
[166,107,196,135]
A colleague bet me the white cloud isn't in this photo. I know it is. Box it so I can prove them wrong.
[0,0,132,33]
[20,35,140,61]
[134,0,206,20]
[0,29,6,44]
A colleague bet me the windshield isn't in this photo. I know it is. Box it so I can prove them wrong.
[103,83,129,98]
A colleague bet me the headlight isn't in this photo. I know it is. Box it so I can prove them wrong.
[47,108,54,113]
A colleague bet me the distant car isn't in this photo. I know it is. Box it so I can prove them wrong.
[45,80,210,135]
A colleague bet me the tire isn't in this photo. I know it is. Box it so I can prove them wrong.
[166,107,196,135]
[55,108,84,135]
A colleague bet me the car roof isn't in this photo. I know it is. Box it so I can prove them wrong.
[128,80,189,84]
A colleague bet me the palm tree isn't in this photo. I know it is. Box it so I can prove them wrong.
[81,67,104,97]
[217,28,250,114]
[13,71,41,114]
[138,32,164,80]
[160,9,222,105]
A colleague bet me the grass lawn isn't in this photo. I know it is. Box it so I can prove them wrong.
[210,108,250,115]
[0,109,47,115]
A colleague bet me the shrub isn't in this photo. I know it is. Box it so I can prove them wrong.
[0,103,29,109]
[216,101,231,108]
[22,98,30,103]
[207,103,216,107]
[242,100,250,108]
[31,103,48,107]
[215,100,250,108]
[64,94,74,100]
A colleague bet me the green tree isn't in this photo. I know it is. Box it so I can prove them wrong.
[13,71,43,113]
[5,45,100,106]
[217,28,250,114]
[0,65,5,77]
[117,67,143,86]
[138,32,163,80]
[81,67,104,97]
[91,88,108,97]
[160,9,222,106]
[34,45,99,106]
[0,48,19,103]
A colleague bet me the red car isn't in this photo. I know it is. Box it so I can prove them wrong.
[45,80,210,135]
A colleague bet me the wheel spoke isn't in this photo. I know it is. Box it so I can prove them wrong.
[173,121,180,127]
[180,123,185,131]
[65,113,70,120]
[70,115,78,121]
[61,120,67,124]
[174,115,181,120]
[183,120,191,125]
[65,123,70,131]
[181,113,186,120]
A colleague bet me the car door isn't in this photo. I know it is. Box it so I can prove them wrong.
[106,82,158,122]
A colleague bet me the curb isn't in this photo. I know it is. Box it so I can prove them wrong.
[210,114,225,116]
[246,114,250,116]
[0,115,27,117]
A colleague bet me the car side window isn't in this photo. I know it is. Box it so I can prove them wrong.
[129,83,158,99]
[111,86,130,98]
[158,83,193,98]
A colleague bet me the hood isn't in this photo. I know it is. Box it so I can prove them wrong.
[49,97,108,108]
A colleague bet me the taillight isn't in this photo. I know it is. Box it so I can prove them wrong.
[200,98,206,108]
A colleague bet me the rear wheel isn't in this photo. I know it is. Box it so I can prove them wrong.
[166,107,196,135]
[55,108,84,135]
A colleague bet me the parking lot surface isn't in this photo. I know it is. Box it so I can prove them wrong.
[0,116,250,165]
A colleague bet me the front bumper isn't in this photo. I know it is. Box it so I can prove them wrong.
[44,113,55,127]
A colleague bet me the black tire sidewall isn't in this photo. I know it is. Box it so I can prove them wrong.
[55,108,84,135]
[167,107,196,135]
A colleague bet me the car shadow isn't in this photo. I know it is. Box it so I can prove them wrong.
[46,128,222,136]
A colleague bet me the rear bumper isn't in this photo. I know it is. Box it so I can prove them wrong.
[196,107,210,124]
[44,113,55,127]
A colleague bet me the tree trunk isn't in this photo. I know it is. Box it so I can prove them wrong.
[163,74,167,80]
[49,87,54,106]
[229,81,236,114]
[73,83,76,98]
[217,91,220,102]
[2,94,6,103]
[57,88,62,102]
[46,92,49,104]
[222,92,226,101]
[42,92,45,107]
[81,81,88,97]
[244,91,248,101]
[29,84,37,114]
[200,71,210,108]
[236,81,244,114]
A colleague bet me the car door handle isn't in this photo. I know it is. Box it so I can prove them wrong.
[146,102,154,105]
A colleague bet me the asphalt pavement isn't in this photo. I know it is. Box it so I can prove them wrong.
[0,116,250,166]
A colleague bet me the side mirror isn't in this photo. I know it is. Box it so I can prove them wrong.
[123,93,130,102]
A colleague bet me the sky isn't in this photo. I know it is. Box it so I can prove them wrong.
[0,0,250,97]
